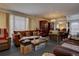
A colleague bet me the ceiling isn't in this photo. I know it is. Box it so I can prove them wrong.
[0,3,79,19]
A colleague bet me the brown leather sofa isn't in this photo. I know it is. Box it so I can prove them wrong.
[52,39,79,56]
[13,30,40,47]
[53,46,74,56]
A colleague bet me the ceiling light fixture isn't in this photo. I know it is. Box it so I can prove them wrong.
[50,19,56,22]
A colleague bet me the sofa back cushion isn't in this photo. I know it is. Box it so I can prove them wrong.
[13,30,40,37]
[0,29,4,38]
[0,29,8,40]
[33,31,40,36]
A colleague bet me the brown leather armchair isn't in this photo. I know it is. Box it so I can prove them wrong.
[0,29,10,51]
[0,39,10,51]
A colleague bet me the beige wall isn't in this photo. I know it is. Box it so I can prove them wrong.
[0,12,7,28]
[29,16,46,30]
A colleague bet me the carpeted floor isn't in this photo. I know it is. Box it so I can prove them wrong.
[0,39,58,56]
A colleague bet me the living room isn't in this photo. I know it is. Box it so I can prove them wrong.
[0,3,79,56]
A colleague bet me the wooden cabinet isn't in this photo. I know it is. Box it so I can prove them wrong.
[39,21,50,37]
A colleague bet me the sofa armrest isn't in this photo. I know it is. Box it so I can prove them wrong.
[53,46,74,56]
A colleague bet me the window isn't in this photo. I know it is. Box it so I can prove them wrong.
[70,22,79,35]
[13,15,26,31]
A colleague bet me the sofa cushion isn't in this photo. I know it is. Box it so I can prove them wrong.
[0,29,4,38]
[0,40,8,44]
